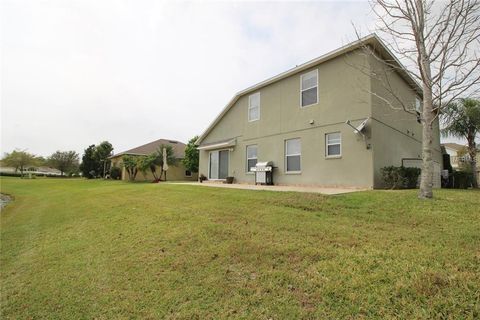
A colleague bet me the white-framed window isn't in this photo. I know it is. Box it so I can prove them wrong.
[248,92,260,122]
[326,132,341,157]
[300,69,318,107]
[246,145,258,172]
[415,96,422,113]
[285,138,301,172]
[185,170,192,177]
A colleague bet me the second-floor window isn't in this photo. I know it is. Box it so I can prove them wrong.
[248,92,260,122]
[301,70,318,107]
[246,145,258,172]
[285,138,301,172]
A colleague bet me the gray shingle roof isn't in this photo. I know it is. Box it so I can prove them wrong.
[110,139,186,159]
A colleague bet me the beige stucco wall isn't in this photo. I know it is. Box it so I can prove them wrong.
[199,52,375,188]
[199,49,443,188]
[368,55,443,188]
[110,156,198,182]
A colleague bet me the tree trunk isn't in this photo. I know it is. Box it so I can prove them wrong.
[419,108,434,199]
[418,45,435,199]
[472,157,478,188]
[150,167,158,181]
[467,135,478,188]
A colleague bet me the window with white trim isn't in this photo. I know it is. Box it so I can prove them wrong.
[246,145,258,172]
[326,132,341,157]
[248,92,260,122]
[285,138,301,172]
[415,96,422,113]
[301,70,318,107]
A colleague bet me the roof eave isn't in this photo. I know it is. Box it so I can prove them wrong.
[196,33,422,145]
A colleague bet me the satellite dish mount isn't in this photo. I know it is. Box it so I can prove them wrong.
[345,118,370,149]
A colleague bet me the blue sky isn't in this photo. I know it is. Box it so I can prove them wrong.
[0,0,465,157]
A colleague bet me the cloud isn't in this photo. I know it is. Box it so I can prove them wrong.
[1,0,375,156]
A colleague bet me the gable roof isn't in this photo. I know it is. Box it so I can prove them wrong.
[110,138,186,159]
[196,33,422,145]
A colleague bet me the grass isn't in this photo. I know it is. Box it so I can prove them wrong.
[1,177,479,319]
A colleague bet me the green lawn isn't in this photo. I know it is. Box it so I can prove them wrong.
[1,178,479,319]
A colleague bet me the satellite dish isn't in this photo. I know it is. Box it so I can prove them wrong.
[355,118,369,134]
[345,117,371,150]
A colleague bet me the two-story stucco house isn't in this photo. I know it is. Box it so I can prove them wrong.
[196,34,442,189]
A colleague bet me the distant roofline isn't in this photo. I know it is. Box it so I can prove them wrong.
[109,152,147,159]
[109,138,185,159]
[441,142,468,151]
[196,33,422,145]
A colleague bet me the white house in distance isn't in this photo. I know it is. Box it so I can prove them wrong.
[0,166,62,176]
[442,143,469,169]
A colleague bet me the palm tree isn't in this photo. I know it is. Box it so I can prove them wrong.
[442,98,480,187]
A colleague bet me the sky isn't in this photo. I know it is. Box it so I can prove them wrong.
[0,0,467,157]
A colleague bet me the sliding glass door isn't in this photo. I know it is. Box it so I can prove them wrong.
[209,150,229,179]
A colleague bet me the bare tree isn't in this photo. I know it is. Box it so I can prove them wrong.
[354,0,480,198]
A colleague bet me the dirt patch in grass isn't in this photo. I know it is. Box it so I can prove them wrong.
[0,193,12,210]
[274,193,335,212]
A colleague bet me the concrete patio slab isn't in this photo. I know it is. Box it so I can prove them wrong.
[169,182,369,195]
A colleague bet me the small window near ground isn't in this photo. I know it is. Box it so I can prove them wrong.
[285,138,301,172]
[185,170,192,177]
[246,145,258,172]
[248,92,260,122]
[326,132,341,157]
[301,70,318,107]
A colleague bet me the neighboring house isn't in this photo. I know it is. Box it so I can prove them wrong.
[196,34,443,189]
[0,166,62,176]
[35,166,63,176]
[0,166,19,174]
[109,138,198,182]
[442,143,470,169]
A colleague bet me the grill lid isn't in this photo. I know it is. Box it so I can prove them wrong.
[255,161,273,167]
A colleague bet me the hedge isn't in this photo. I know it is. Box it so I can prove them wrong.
[381,166,421,189]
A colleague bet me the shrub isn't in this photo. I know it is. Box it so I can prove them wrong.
[88,170,96,179]
[0,172,22,177]
[403,167,421,188]
[110,166,122,180]
[451,170,475,189]
[381,166,421,189]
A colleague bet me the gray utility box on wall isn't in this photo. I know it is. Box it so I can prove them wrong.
[252,161,274,185]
